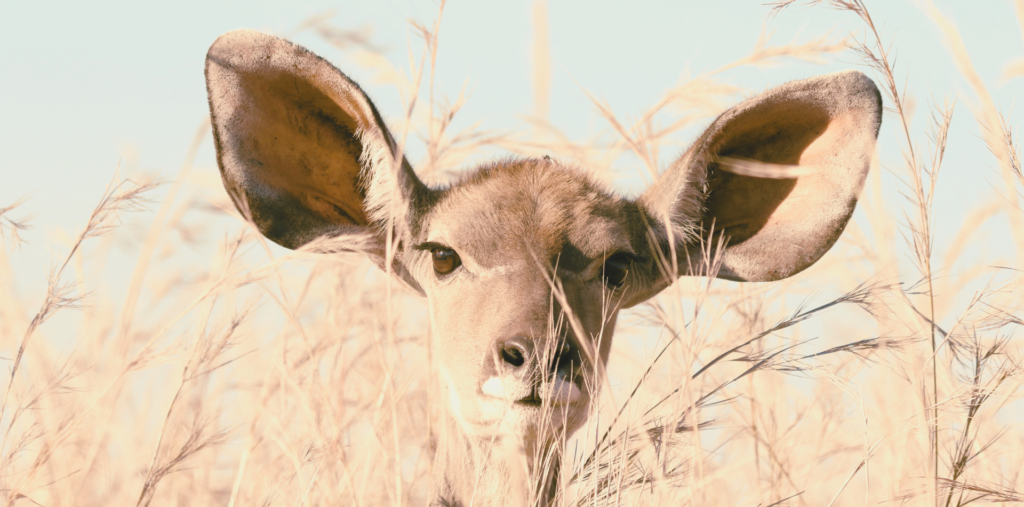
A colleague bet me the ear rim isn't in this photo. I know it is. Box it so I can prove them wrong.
[205,29,430,296]
[630,70,881,301]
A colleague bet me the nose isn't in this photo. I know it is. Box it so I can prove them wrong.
[495,335,580,374]
[497,336,532,369]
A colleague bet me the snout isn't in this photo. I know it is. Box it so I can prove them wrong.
[480,335,584,407]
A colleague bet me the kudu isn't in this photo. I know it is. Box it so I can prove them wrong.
[205,29,881,506]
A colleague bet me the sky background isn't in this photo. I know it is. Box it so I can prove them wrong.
[1,0,1022,313]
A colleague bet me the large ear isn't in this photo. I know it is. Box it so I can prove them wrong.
[205,29,429,292]
[638,70,882,285]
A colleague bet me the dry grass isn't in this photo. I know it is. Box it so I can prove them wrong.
[1,1,1022,506]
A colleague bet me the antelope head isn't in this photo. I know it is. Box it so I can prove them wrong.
[205,29,881,506]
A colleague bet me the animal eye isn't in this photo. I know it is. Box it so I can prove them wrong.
[431,248,462,275]
[602,254,632,288]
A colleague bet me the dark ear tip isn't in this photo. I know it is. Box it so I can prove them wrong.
[836,69,881,102]
[829,69,874,86]
[814,70,883,116]
[207,29,288,68]
[802,70,875,92]
[209,29,271,54]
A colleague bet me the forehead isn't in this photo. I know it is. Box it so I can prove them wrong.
[425,158,634,270]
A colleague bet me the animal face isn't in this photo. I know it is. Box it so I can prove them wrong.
[205,29,881,448]
[413,160,646,441]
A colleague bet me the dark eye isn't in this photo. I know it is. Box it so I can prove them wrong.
[602,253,632,288]
[431,248,462,275]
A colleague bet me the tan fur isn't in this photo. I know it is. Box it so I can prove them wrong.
[205,29,882,506]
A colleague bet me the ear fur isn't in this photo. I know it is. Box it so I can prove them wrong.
[205,29,429,293]
[639,70,882,284]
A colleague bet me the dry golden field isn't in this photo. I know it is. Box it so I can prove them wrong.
[1,1,1023,505]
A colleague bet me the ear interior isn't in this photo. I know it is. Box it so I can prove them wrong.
[702,100,830,246]
[206,29,397,250]
[707,74,879,281]
[640,71,882,284]
[230,68,371,228]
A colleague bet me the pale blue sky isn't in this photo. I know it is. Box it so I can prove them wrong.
[1,0,1021,302]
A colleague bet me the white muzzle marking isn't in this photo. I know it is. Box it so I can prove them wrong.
[481,376,581,405]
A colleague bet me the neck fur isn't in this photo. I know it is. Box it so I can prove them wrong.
[430,406,561,507]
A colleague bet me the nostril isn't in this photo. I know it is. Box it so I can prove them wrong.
[499,341,528,368]
[552,341,579,373]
